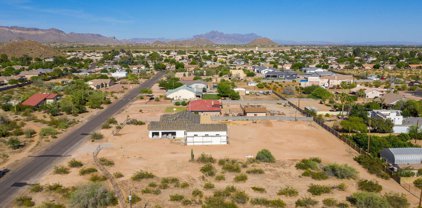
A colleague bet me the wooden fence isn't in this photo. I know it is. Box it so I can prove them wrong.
[93,145,127,208]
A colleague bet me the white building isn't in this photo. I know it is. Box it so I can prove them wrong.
[148,111,228,145]
[166,85,198,101]
[369,110,403,125]
[111,70,128,79]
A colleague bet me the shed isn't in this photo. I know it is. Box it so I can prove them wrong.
[380,148,422,166]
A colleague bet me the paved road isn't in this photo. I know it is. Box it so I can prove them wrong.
[0,71,165,206]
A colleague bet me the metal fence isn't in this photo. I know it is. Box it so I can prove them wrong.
[211,116,312,121]
[93,145,126,208]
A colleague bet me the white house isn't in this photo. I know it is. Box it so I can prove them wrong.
[181,81,208,93]
[364,89,385,99]
[369,110,403,125]
[111,70,128,79]
[148,111,228,145]
[166,85,198,100]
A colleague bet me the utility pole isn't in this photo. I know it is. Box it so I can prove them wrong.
[368,119,371,153]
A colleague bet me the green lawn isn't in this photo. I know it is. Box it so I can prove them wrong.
[165,106,186,113]
[202,94,221,100]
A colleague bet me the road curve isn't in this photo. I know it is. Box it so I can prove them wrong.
[0,71,165,206]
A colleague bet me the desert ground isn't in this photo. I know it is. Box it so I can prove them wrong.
[22,93,418,207]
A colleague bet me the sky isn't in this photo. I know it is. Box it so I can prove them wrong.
[0,0,422,43]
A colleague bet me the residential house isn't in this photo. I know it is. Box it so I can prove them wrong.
[166,85,198,101]
[111,70,128,79]
[369,110,403,125]
[181,80,208,93]
[242,105,267,116]
[187,100,222,115]
[264,70,297,80]
[148,111,228,145]
[21,93,59,107]
[87,79,114,90]
[379,93,406,106]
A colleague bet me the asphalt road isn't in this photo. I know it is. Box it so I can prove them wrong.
[0,71,165,206]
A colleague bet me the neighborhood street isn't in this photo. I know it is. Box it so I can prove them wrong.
[0,71,165,206]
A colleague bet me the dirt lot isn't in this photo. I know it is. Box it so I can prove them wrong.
[27,97,418,207]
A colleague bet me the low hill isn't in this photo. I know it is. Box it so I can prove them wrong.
[0,26,120,45]
[0,40,61,58]
[247,38,279,46]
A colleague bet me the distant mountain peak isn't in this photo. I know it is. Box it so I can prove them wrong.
[193,31,262,44]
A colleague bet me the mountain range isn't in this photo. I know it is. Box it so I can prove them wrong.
[0,26,278,46]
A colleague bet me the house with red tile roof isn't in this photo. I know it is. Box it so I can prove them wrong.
[21,93,59,107]
[187,100,222,115]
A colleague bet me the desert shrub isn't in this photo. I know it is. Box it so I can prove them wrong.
[6,137,23,149]
[233,174,248,182]
[347,192,389,208]
[202,196,238,208]
[322,198,338,207]
[307,184,331,196]
[204,182,215,189]
[221,160,241,173]
[79,167,97,175]
[113,172,124,178]
[295,197,318,207]
[89,174,107,182]
[126,118,145,125]
[15,196,35,207]
[182,199,192,205]
[197,153,216,163]
[215,174,226,181]
[98,157,114,166]
[323,163,358,179]
[337,202,350,208]
[277,186,298,197]
[354,155,389,179]
[29,183,43,193]
[37,202,66,208]
[302,170,328,180]
[200,163,217,176]
[180,182,189,188]
[131,171,155,181]
[148,182,157,188]
[141,187,161,195]
[231,191,249,204]
[384,192,410,208]
[358,180,382,193]
[23,128,36,138]
[69,183,117,208]
[335,183,347,191]
[101,123,111,129]
[192,189,204,198]
[48,117,75,129]
[255,149,275,163]
[250,198,286,208]
[246,168,264,174]
[68,159,83,168]
[251,186,266,193]
[106,117,118,125]
[39,127,58,138]
[54,166,70,175]
[90,132,104,140]
[169,194,185,202]
[295,158,321,170]
[44,183,73,198]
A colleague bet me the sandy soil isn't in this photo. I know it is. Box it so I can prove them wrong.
[31,98,418,207]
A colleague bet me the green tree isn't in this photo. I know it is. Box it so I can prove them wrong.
[340,117,368,133]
